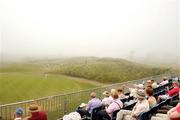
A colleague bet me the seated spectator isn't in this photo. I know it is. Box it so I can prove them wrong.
[117,88,126,99]
[14,107,24,120]
[23,104,47,120]
[63,112,81,120]
[102,91,113,106]
[146,79,158,89]
[158,81,179,103]
[123,84,144,98]
[97,90,123,120]
[151,80,158,89]
[145,88,157,108]
[116,90,149,120]
[77,92,102,117]
[167,91,180,120]
[159,76,169,86]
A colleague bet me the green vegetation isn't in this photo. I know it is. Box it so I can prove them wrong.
[0,57,170,104]
[0,72,97,104]
[48,57,170,83]
[0,57,172,120]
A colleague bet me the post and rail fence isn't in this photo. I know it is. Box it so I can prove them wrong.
[0,74,179,120]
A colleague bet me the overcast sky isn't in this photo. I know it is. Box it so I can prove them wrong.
[0,0,179,62]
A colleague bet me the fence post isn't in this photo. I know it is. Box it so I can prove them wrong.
[64,96,68,115]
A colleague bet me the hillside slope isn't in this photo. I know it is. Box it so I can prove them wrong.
[47,57,170,83]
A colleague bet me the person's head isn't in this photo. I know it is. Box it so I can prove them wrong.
[15,107,23,117]
[90,92,96,98]
[102,91,110,97]
[173,82,179,88]
[147,80,152,85]
[28,104,40,113]
[163,77,168,81]
[151,80,155,83]
[145,88,153,97]
[117,88,123,94]
[137,84,144,90]
[137,90,145,101]
[110,90,119,100]
[146,85,153,89]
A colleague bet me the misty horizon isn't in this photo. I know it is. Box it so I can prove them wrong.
[0,0,180,64]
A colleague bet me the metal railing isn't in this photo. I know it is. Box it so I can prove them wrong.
[0,74,174,120]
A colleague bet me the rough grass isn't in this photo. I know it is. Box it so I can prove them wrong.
[48,57,170,83]
[0,57,170,104]
[0,72,97,104]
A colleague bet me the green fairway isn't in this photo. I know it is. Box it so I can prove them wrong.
[0,72,98,104]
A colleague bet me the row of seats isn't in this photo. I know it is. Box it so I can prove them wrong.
[81,80,175,120]
[139,93,179,120]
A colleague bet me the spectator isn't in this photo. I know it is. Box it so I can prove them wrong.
[123,84,144,98]
[117,88,126,99]
[151,80,158,89]
[167,91,180,120]
[23,104,47,120]
[159,77,169,86]
[116,90,149,120]
[146,80,152,87]
[145,88,157,108]
[146,80,158,89]
[14,107,24,120]
[158,81,179,103]
[102,91,113,106]
[97,90,123,120]
[63,112,81,120]
[77,92,101,117]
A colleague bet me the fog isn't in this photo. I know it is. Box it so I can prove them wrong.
[0,0,180,64]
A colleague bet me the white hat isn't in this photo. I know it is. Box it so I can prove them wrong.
[63,112,81,120]
[79,103,87,108]
[137,84,144,89]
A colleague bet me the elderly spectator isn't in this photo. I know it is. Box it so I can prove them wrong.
[23,104,47,120]
[77,92,101,117]
[158,81,179,103]
[102,91,113,106]
[145,88,157,108]
[97,90,123,120]
[116,90,149,120]
[117,88,126,99]
[14,108,24,120]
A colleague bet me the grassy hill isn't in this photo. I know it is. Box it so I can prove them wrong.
[0,62,100,104]
[0,57,170,103]
[46,57,170,83]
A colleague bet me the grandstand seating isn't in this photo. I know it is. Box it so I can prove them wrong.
[62,77,179,120]
[139,93,179,120]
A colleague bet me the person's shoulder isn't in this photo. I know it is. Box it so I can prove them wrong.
[38,111,47,116]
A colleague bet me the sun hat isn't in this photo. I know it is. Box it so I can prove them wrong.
[79,103,87,108]
[103,91,110,96]
[138,84,144,89]
[137,90,145,99]
[28,104,40,112]
[63,112,81,120]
